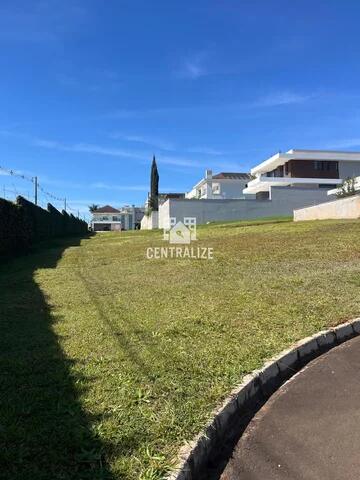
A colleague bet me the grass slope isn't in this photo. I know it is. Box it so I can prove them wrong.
[1,219,359,479]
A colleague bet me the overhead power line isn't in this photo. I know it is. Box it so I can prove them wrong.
[0,164,34,183]
[0,163,74,213]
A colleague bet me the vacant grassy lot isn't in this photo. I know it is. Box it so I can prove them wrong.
[1,219,359,479]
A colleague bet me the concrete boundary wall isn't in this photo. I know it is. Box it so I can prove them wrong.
[168,318,360,480]
[294,194,360,221]
[159,187,330,228]
[141,211,159,229]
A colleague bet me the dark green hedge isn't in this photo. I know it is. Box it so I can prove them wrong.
[0,196,88,257]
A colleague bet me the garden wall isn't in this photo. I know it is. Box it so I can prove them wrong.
[0,196,88,257]
[157,187,330,228]
[294,194,360,221]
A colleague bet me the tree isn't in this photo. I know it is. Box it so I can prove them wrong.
[148,155,159,211]
[89,204,99,213]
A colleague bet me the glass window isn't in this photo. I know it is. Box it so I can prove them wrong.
[314,161,325,170]
[314,161,333,171]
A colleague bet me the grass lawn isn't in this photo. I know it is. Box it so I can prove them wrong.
[1,218,360,479]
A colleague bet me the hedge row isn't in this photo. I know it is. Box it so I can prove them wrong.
[0,196,88,257]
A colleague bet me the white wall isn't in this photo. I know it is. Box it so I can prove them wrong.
[339,161,360,179]
[186,178,253,200]
[157,187,331,226]
[141,211,159,229]
[294,194,360,221]
[214,179,250,199]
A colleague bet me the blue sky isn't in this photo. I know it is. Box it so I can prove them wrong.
[1,0,360,217]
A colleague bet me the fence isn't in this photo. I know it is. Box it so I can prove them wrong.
[0,164,83,218]
[0,196,88,257]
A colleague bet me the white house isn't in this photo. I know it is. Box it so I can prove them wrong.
[141,148,360,229]
[243,149,360,198]
[91,205,144,231]
[186,170,252,199]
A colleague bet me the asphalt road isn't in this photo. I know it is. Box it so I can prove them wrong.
[221,335,360,480]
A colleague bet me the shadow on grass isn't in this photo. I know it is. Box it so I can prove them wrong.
[0,237,115,480]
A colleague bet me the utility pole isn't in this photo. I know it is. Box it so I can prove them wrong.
[34,176,38,205]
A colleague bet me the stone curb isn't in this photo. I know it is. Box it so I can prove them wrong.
[168,318,360,480]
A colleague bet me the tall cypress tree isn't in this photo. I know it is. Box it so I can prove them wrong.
[149,155,159,211]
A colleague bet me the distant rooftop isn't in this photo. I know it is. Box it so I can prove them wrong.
[95,205,120,213]
[288,148,360,155]
[159,192,185,199]
[213,172,251,180]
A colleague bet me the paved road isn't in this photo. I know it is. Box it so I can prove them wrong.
[221,335,360,480]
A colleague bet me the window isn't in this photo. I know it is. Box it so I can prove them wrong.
[212,183,220,193]
[314,160,330,171]
[314,161,336,171]
[266,166,284,177]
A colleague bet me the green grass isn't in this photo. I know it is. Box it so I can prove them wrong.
[1,218,360,479]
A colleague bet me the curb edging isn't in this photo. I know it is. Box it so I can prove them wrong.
[168,318,360,480]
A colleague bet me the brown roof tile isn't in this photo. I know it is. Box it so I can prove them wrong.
[95,205,120,213]
[212,172,251,180]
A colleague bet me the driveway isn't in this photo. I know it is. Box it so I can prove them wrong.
[221,335,360,480]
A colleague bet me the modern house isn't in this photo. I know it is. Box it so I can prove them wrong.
[243,149,360,198]
[141,149,360,229]
[91,205,144,231]
[186,170,252,199]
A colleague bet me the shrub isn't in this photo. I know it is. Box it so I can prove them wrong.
[0,199,32,256]
[336,177,358,198]
[0,197,88,258]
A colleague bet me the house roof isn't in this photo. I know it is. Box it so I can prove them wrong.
[95,205,120,213]
[159,192,185,199]
[251,149,360,176]
[212,172,252,180]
